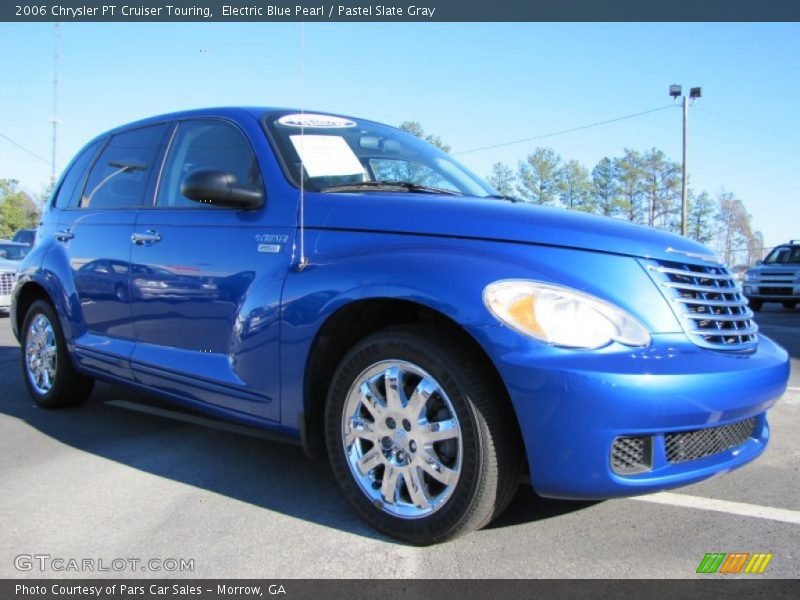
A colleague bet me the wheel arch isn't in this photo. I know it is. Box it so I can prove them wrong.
[12,280,54,341]
[300,297,517,458]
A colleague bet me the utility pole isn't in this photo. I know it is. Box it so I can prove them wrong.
[51,23,61,188]
[669,84,701,237]
[681,94,688,237]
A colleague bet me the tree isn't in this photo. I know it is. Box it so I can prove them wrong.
[640,148,680,230]
[487,162,516,197]
[516,147,562,205]
[614,149,646,223]
[747,230,765,265]
[0,179,40,238]
[716,191,754,266]
[687,190,717,245]
[398,121,451,153]
[591,157,622,218]
[379,121,453,187]
[557,159,594,212]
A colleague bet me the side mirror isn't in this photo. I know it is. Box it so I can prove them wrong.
[181,169,264,209]
[755,260,763,266]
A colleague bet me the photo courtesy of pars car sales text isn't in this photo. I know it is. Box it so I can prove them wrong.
[15,584,285,596]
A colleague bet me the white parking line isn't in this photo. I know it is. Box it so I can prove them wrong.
[632,492,800,525]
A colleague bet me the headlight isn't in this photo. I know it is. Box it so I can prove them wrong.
[744,271,760,282]
[483,280,651,349]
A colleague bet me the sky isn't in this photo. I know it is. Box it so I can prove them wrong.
[0,22,798,249]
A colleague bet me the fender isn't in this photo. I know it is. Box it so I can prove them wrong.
[10,235,64,340]
[14,235,86,346]
[277,227,683,432]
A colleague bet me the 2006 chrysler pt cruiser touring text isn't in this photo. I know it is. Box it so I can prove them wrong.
[11,108,789,544]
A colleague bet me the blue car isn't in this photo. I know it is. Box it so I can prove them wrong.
[11,108,789,544]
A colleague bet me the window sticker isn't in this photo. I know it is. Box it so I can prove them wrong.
[279,114,357,128]
[290,135,366,178]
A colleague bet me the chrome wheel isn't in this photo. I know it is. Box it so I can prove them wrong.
[25,313,58,395]
[341,360,462,519]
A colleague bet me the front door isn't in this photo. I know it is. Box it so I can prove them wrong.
[129,118,289,421]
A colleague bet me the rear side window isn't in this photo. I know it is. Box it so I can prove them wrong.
[156,119,262,208]
[53,140,101,209]
[79,123,169,209]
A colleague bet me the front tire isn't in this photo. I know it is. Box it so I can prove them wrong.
[21,300,94,408]
[325,325,521,545]
[749,299,762,312]
[782,301,797,310]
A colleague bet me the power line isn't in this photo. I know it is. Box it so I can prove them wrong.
[453,104,676,156]
[695,106,799,144]
[0,132,53,167]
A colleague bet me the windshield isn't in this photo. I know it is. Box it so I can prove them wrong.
[0,244,30,261]
[764,245,800,264]
[264,111,496,197]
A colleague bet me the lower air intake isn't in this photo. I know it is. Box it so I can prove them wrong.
[611,435,652,475]
[665,418,756,464]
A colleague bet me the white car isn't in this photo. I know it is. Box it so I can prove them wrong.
[0,240,31,313]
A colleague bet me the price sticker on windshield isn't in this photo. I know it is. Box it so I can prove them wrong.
[290,135,366,178]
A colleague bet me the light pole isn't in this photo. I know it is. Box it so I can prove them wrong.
[669,84,701,237]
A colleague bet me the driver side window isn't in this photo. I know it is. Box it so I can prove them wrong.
[156,119,262,208]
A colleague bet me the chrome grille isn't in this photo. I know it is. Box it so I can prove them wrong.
[665,418,756,464]
[0,271,16,296]
[647,259,758,351]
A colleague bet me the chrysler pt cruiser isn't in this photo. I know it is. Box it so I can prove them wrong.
[11,108,789,544]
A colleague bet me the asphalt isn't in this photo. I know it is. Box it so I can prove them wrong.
[0,306,798,579]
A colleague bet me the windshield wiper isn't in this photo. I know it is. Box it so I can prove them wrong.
[321,180,463,196]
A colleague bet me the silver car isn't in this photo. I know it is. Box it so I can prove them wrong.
[743,240,800,311]
[0,240,31,313]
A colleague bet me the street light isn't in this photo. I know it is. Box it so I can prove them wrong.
[669,83,702,237]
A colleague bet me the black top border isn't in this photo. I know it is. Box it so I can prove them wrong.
[3,1,800,22]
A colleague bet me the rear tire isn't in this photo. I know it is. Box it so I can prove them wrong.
[325,325,521,545]
[782,301,797,310]
[20,300,94,408]
[749,300,762,312]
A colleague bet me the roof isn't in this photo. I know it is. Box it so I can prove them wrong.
[91,106,371,142]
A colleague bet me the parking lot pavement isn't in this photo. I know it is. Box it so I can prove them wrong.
[0,306,798,579]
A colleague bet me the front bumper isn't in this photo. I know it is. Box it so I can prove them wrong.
[469,327,789,500]
[743,283,800,301]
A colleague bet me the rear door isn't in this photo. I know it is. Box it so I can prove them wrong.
[129,118,288,421]
[56,123,170,378]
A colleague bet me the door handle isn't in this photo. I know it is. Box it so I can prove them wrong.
[55,229,74,242]
[131,230,162,245]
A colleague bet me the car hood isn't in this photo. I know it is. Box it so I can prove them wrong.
[305,192,718,264]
